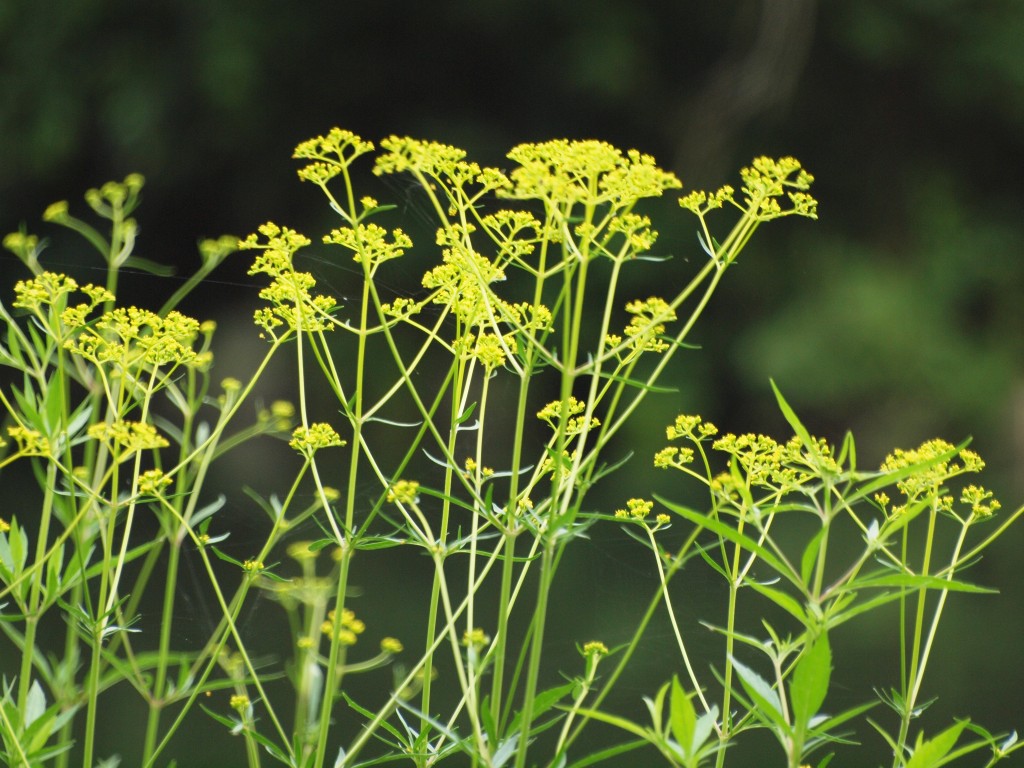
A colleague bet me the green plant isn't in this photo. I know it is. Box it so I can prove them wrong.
[1,128,1020,768]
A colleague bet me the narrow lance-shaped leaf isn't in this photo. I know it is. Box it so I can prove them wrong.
[790,632,831,728]
[905,720,968,768]
[730,656,787,729]
[669,676,697,757]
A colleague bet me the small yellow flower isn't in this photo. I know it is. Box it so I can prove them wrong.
[242,559,265,573]
[289,423,345,455]
[42,200,70,222]
[387,479,420,505]
[14,272,81,311]
[615,498,654,520]
[961,484,1001,518]
[229,695,250,713]
[138,469,172,495]
[0,518,10,534]
[6,426,50,456]
[582,641,608,657]
[321,607,365,645]
[381,637,404,654]
[537,397,599,435]
[462,627,490,650]
[88,421,168,455]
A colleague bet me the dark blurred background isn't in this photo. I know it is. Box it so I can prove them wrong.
[2,1,1023,765]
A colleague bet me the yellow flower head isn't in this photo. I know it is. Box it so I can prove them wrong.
[387,479,420,505]
[289,423,346,455]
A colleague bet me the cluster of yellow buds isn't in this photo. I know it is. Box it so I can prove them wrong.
[321,608,365,646]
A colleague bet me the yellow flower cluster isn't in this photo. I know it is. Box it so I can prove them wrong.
[456,331,517,370]
[607,213,658,255]
[3,231,42,268]
[623,296,676,354]
[323,222,413,267]
[881,439,995,518]
[241,222,337,337]
[504,140,681,206]
[479,210,543,261]
[81,174,145,218]
[229,694,250,713]
[540,449,578,482]
[293,128,375,188]
[289,423,346,455]
[738,156,817,219]
[614,498,654,520]
[464,457,494,478]
[387,479,420,505]
[88,421,168,455]
[665,414,719,441]
[374,136,472,179]
[537,396,600,436]
[678,186,735,216]
[462,627,490,650]
[138,469,172,495]
[582,641,608,657]
[64,304,209,374]
[6,426,50,456]
[678,157,816,229]
[421,244,506,326]
[13,272,79,311]
[321,608,365,646]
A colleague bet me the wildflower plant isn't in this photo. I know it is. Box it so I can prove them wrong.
[0,128,1019,768]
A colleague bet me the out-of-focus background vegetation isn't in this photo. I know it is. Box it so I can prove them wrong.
[3,1,1022,765]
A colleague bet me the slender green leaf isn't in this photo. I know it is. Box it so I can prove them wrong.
[747,581,807,624]
[656,496,796,585]
[771,380,815,454]
[729,656,786,729]
[846,573,995,595]
[801,526,827,587]
[790,632,831,727]
[906,720,968,768]
[669,676,697,756]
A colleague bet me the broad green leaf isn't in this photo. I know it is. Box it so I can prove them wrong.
[906,720,968,768]
[730,656,786,729]
[529,682,576,722]
[747,581,807,624]
[25,680,46,729]
[694,707,719,756]
[669,676,697,756]
[790,632,831,727]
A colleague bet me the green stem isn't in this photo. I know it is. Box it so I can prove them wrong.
[514,540,557,768]
[141,541,183,763]
[893,504,938,766]
[715,502,749,768]
[18,461,59,711]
